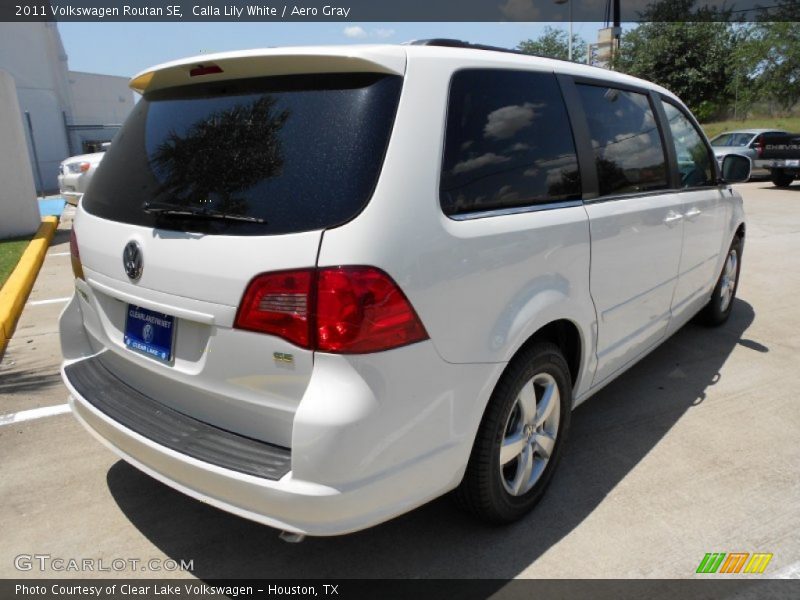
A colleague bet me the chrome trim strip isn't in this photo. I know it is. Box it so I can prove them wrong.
[449,199,583,221]
[584,184,728,204]
[582,189,671,204]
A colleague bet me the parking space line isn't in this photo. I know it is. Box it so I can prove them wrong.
[48,252,71,257]
[0,403,71,426]
[28,297,71,306]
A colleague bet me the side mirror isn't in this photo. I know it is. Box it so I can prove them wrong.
[721,154,751,183]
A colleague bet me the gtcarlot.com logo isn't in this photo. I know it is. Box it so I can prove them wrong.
[696,552,773,574]
[14,554,193,573]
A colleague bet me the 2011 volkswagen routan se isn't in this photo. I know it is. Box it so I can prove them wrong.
[60,41,749,537]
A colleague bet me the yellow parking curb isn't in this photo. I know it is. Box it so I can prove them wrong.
[0,216,60,355]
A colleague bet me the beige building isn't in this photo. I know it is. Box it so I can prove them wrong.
[589,27,621,69]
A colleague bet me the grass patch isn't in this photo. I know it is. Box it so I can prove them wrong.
[701,117,800,140]
[0,237,31,290]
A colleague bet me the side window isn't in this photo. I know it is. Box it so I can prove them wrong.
[440,70,581,217]
[662,101,715,188]
[576,84,668,197]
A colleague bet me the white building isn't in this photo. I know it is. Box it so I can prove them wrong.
[68,70,134,153]
[0,22,135,193]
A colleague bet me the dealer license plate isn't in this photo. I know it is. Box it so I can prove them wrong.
[123,305,176,363]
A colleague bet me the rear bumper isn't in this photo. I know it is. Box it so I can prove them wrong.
[65,356,292,480]
[60,293,502,535]
[754,158,800,171]
[65,358,478,536]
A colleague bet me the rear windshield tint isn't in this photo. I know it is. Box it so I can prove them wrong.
[83,73,402,235]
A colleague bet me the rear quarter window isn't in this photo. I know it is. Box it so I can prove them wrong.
[82,73,402,235]
[440,69,581,217]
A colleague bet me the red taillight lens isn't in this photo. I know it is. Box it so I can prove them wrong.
[69,229,84,280]
[234,266,429,353]
[79,162,91,173]
[234,269,314,348]
[316,267,428,353]
[754,136,764,158]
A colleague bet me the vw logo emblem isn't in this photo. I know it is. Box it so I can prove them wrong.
[123,241,143,281]
[524,424,535,440]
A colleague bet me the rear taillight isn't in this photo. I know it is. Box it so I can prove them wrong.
[754,136,764,158]
[316,267,428,353]
[69,229,84,281]
[79,162,91,173]
[235,267,429,354]
[234,269,314,348]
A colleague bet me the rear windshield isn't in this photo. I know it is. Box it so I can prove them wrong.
[83,73,402,235]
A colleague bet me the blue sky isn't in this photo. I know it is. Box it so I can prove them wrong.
[58,22,607,77]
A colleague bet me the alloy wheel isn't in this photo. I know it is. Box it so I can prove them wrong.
[499,372,561,496]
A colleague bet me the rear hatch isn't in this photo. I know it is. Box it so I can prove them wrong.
[73,49,405,447]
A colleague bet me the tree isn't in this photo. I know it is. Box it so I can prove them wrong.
[613,21,735,121]
[152,96,289,213]
[517,26,587,63]
[737,21,800,113]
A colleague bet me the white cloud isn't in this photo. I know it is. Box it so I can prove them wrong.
[452,152,511,174]
[495,185,520,204]
[342,26,395,40]
[484,103,542,140]
[343,26,367,39]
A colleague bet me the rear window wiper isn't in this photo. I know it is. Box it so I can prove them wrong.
[142,201,266,224]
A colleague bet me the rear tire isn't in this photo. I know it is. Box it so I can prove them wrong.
[456,342,571,524]
[699,236,743,326]
[771,169,794,187]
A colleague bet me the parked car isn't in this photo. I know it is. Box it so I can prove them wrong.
[709,129,787,179]
[57,144,108,206]
[60,41,749,538]
[751,131,800,187]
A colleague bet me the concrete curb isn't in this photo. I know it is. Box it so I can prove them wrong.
[0,216,59,354]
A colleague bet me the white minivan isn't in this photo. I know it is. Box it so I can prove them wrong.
[60,41,749,538]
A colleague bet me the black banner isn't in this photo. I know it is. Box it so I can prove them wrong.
[2,0,799,22]
[3,579,800,600]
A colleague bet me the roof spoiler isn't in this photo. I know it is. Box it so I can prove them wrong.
[130,47,407,94]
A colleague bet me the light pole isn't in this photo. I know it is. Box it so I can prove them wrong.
[555,0,573,62]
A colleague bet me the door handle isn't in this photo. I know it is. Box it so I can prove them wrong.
[663,211,683,227]
[685,208,702,221]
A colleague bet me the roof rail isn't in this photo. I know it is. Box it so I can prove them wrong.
[408,38,530,57]
[406,38,612,73]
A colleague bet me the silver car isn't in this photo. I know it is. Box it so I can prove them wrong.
[57,145,108,206]
[710,129,787,178]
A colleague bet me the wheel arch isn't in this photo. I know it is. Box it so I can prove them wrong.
[514,319,583,388]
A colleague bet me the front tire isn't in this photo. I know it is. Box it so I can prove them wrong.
[699,236,743,326]
[771,169,794,187]
[456,342,571,524]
